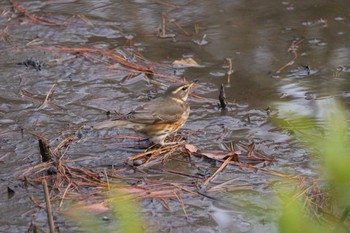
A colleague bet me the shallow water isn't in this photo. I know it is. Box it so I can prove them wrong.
[1,0,350,232]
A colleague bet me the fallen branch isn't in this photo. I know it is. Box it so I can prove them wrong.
[36,83,56,111]
[203,154,234,186]
[9,0,64,26]
[43,179,56,233]
[276,38,304,74]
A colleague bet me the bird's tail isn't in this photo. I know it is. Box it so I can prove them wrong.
[94,120,130,129]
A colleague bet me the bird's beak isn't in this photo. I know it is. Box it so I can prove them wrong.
[189,80,198,88]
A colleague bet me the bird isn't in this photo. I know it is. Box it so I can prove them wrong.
[94,82,195,145]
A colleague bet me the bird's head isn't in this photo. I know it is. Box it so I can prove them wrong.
[165,81,196,102]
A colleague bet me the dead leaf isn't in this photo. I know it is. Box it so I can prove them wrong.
[197,151,229,160]
[172,57,202,68]
[184,143,198,153]
[198,151,241,161]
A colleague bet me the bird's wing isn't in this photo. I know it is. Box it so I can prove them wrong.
[121,98,185,124]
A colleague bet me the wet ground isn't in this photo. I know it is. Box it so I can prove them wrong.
[1,0,350,232]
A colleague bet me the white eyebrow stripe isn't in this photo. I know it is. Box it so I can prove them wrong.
[173,85,188,94]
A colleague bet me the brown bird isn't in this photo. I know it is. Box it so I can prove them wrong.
[94,82,195,145]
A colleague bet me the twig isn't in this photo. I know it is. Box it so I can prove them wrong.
[247,142,255,157]
[207,178,238,192]
[203,154,234,186]
[59,183,72,209]
[218,84,227,110]
[9,0,63,26]
[42,47,152,73]
[51,135,75,155]
[155,1,178,7]
[159,12,176,38]
[276,38,304,73]
[38,139,52,162]
[30,195,44,208]
[150,167,202,179]
[36,83,56,110]
[0,27,19,51]
[170,183,198,196]
[159,198,170,210]
[104,168,110,191]
[175,192,188,219]
[194,23,200,34]
[160,12,166,38]
[225,58,233,84]
[77,14,94,27]
[43,179,56,233]
[171,20,190,36]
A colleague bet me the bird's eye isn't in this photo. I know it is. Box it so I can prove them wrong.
[182,86,188,91]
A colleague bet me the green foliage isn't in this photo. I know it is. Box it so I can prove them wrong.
[108,188,145,233]
[66,186,145,233]
[67,206,109,233]
[276,102,350,232]
[278,192,329,233]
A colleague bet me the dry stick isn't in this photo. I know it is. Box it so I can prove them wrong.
[67,167,101,182]
[237,143,273,161]
[292,180,320,203]
[58,144,71,161]
[51,135,75,155]
[159,198,170,210]
[170,183,198,196]
[36,83,56,110]
[203,155,233,186]
[161,144,181,163]
[276,39,304,73]
[82,52,112,66]
[155,1,178,7]
[38,139,52,162]
[225,58,233,84]
[158,12,176,38]
[174,192,188,219]
[77,14,94,27]
[141,189,189,199]
[207,177,239,192]
[144,149,162,164]
[246,142,255,157]
[43,179,56,233]
[104,168,110,191]
[30,195,44,208]
[0,29,19,51]
[194,23,200,34]
[125,73,145,82]
[58,182,72,209]
[42,47,151,73]
[19,89,39,101]
[9,0,63,26]
[150,167,202,179]
[218,84,227,110]
[20,89,63,110]
[18,160,54,177]
[172,20,190,36]
[128,144,178,161]
[161,12,166,37]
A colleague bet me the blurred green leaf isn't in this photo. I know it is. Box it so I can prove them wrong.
[276,102,350,232]
[66,186,145,233]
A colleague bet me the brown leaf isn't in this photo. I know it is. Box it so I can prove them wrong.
[184,143,198,153]
[172,57,202,68]
[198,151,229,160]
[198,151,241,161]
